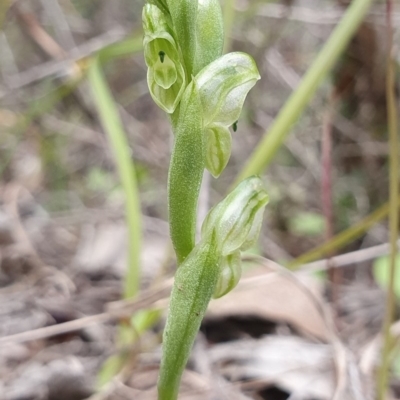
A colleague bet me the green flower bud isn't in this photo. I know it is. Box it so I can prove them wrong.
[196,52,260,128]
[166,0,197,77]
[202,176,268,256]
[204,124,231,178]
[213,251,242,299]
[193,0,224,75]
[143,4,186,113]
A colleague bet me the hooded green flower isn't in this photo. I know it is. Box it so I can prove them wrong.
[196,52,260,128]
[201,176,269,297]
[143,4,186,113]
[196,52,260,177]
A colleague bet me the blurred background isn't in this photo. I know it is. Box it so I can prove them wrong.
[0,0,398,399]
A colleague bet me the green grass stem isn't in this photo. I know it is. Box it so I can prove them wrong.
[288,196,400,269]
[88,58,142,299]
[98,34,143,63]
[377,4,399,397]
[234,0,373,185]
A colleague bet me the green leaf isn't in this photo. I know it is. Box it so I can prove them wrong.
[158,236,220,400]
[97,353,128,389]
[204,124,232,178]
[193,0,224,75]
[213,251,242,298]
[159,178,269,399]
[168,81,204,264]
[131,309,162,333]
[196,52,260,128]
[87,58,141,299]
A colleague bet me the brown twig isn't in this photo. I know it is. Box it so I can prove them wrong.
[14,6,67,60]
[300,240,400,273]
[1,240,397,346]
[0,278,173,345]
[257,3,400,26]
[4,28,127,90]
[38,0,76,50]
[3,184,47,271]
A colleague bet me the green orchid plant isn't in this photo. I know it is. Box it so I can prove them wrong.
[142,1,267,399]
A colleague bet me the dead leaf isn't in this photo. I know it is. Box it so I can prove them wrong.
[207,266,330,341]
[210,335,335,399]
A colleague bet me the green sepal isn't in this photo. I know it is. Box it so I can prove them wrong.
[213,251,242,299]
[142,4,175,59]
[147,0,169,15]
[158,236,220,400]
[196,52,260,127]
[168,81,204,264]
[204,124,232,178]
[193,0,224,75]
[201,176,269,256]
[143,4,186,113]
[240,207,265,251]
